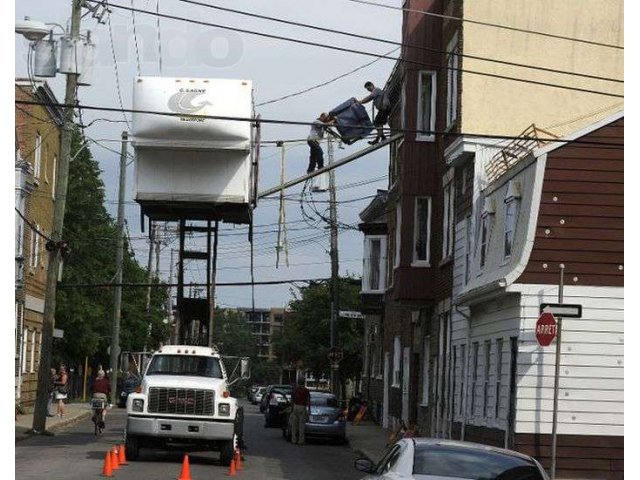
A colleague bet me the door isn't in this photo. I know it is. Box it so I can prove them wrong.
[506,336,518,449]
[401,347,410,423]
[383,352,390,429]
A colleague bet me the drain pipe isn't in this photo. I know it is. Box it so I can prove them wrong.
[455,305,471,441]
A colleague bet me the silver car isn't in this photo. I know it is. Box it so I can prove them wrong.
[283,391,347,444]
[253,387,266,405]
[355,438,550,479]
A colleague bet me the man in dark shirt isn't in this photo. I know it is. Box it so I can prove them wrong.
[290,377,311,445]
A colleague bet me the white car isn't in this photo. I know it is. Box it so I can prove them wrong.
[253,387,266,405]
[355,438,550,479]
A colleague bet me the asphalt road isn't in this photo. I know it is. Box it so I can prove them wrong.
[15,400,364,479]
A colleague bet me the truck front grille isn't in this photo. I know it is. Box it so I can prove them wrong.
[148,387,214,415]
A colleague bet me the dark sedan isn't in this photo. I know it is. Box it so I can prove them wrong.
[281,391,347,444]
[262,385,293,427]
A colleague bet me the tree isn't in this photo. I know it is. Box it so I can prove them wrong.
[274,277,363,395]
[54,129,169,373]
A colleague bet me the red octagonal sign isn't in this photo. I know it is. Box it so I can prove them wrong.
[536,311,558,346]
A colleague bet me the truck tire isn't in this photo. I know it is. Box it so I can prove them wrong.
[219,433,237,467]
[125,434,140,461]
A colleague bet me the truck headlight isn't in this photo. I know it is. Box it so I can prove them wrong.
[132,399,144,412]
[218,403,230,416]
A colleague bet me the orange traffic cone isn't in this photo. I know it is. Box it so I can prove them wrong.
[111,446,120,470]
[227,455,237,477]
[118,443,128,465]
[235,449,244,471]
[101,451,113,477]
[178,454,192,480]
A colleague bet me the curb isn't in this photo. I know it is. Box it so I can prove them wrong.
[15,411,92,443]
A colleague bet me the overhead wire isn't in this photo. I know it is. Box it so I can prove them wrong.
[346,0,624,50]
[130,0,142,76]
[85,1,623,99]
[178,0,622,85]
[105,3,133,129]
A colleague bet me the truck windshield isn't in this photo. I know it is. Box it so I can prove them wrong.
[146,355,223,379]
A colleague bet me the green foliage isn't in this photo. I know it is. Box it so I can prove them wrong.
[54,129,169,369]
[274,277,363,383]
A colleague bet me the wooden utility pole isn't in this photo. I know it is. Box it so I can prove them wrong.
[550,264,565,479]
[143,222,158,352]
[32,0,82,434]
[109,131,128,400]
[328,137,340,396]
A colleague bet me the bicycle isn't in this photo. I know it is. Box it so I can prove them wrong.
[90,398,107,437]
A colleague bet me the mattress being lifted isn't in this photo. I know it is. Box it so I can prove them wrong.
[329,98,374,145]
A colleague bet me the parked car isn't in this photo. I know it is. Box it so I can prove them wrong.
[247,385,260,402]
[253,386,266,405]
[354,438,550,480]
[117,374,141,408]
[261,385,293,427]
[280,391,346,444]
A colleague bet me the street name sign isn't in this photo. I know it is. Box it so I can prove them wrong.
[535,311,558,347]
[339,310,364,319]
[539,303,582,318]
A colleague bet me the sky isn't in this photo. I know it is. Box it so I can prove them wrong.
[14,0,403,310]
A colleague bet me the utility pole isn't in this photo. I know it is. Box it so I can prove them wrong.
[143,222,158,352]
[167,248,176,343]
[109,131,128,401]
[550,264,565,480]
[32,0,82,434]
[328,136,340,397]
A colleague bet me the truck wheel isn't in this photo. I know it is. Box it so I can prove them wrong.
[219,433,237,467]
[125,435,140,461]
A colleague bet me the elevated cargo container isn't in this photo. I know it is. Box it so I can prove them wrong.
[132,76,257,224]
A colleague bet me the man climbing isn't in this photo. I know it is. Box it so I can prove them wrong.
[307,113,335,174]
[357,81,390,145]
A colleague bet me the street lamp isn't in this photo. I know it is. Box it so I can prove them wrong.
[15,17,51,41]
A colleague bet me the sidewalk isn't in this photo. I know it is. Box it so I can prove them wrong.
[346,420,390,462]
[15,401,92,442]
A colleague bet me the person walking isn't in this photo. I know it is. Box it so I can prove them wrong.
[290,377,311,445]
[357,81,390,145]
[54,365,69,418]
[306,113,335,174]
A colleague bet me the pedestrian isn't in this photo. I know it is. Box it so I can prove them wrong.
[306,113,335,174]
[289,377,311,445]
[54,365,69,418]
[357,81,390,145]
[46,368,57,417]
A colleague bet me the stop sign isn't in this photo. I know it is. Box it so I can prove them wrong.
[536,311,558,346]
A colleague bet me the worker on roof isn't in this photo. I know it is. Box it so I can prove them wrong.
[357,81,390,145]
[307,113,336,174]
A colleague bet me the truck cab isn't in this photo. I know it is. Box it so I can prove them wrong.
[124,345,244,466]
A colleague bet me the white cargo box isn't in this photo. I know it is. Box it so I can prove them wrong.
[132,76,257,224]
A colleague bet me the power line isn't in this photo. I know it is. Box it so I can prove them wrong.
[179,0,622,85]
[346,0,624,51]
[14,99,626,148]
[105,5,132,129]
[15,208,54,243]
[256,47,400,107]
[155,0,163,74]
[129,0,142,76]
[86,1,623,99]
[58,277,338,288]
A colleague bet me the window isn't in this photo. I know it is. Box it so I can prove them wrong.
[459,344,466,415]
[495,338,504,418]
[446,34,459,128]
[416,71,436,141]
[393,336,401,387]
[34,133,42,178]
[29,225,40,269]
[483,340,491,417]
[504,200,518,259]
[413,197,432,265]
[442,183,455,259]
[464,215,472,284]
[22,328,28,374]
[363,236,387,292]
[422,336,431,405]
[43,143,49,183]
[394,203,402,269]
[389,139,403,189]
[471,342,478,416]
[480,213,491,269]
[29,329,37,373]
[51,154,57,200]
[452,345,457,417]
